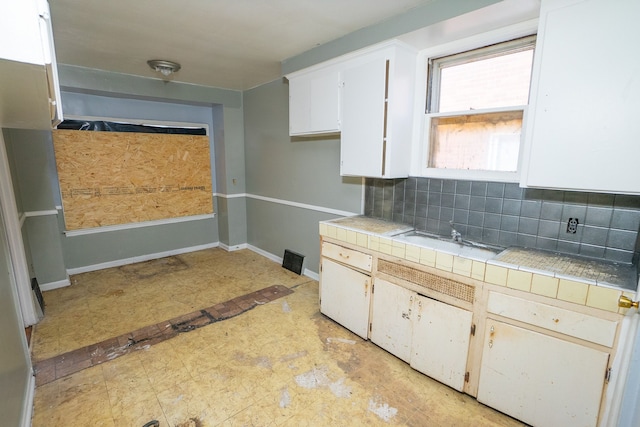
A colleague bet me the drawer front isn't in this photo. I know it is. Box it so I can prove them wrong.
[322,241,372,272]
[487,291,617,348]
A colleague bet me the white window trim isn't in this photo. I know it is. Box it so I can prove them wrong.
[409,19,539,182]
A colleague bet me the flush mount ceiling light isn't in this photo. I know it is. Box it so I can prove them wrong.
[147,59,181,77]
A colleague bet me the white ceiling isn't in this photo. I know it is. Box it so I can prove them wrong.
[49,0,435,91]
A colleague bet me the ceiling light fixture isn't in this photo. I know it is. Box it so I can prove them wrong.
[147,59,181,77]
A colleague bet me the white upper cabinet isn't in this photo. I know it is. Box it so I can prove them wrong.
[340,42,417,178]
[287,67,341,136]
[0,0,62,130]
[286,40,417,178]
[520,0,640,194]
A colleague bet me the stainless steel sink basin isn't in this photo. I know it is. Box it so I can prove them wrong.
[394,231,502,261]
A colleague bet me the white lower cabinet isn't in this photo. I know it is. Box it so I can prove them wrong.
[370,278,472,391]
[370,278,414,362]
[410,294,472,392]
[477,319,609,427]
[319,258,371,339]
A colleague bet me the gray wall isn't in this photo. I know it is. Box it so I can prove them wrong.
[213,104,248,247]
[5,65,250,276]
[55,90,222,270]
[3,129,67,284]
[243,79,362,273]
[58,65,246,256]
[0,171,32,427]
[366,177,640,264]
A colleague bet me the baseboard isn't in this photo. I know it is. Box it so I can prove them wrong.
[219,242,248,252]
[64,241,320,282]
[39,277,71,292]
[66,242,220,275]
[247,244,319,281]
[21,371,35,427]
[303,269,320,281]
[247,244,282,263]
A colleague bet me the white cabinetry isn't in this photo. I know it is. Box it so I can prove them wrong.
[477,320,609,427]
[340,42,416,178]
[411,294,472,392]
[477,291,615,427]
[0,0,62,130]
[520,0,640,194]
[319,242,373,339]
[370,278,414,362]
[287,67,341,136]
[370,278,472,391]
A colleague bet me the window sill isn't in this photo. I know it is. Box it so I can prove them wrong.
[417,168,520,183]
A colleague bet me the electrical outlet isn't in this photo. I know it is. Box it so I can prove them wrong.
[567,218,579,234]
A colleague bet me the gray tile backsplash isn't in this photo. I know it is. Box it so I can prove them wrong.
[364,177,640,264]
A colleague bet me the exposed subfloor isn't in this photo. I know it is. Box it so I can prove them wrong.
[30,248,525,426]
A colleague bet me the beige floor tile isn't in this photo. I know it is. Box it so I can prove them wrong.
[155,378,222,426]
[32,248,524,427]
[110,394,169,426]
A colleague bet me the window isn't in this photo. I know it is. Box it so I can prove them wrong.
[424,36,536,176]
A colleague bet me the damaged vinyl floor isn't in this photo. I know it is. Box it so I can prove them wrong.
[30,248,525,426]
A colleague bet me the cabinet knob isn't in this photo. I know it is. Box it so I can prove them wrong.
[618,295,639,309]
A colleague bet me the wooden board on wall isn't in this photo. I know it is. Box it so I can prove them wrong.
[52,129,213,230]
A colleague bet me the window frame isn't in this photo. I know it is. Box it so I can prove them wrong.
[410,21,538,182]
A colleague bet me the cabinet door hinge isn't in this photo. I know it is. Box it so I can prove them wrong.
[470,324,476,336]
[372,283,375,294]
[605,367,612,383]
[464,372,470,383]
[369,322,372,332]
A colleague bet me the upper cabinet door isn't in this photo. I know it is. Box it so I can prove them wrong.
[0,0,45,65]
[520,0,640,194]
[0,0,62,129]
[340,55,388,177]
[340,43,417,178]
[288,68,341,136]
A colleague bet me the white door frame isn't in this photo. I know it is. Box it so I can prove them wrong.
[0,131,38,326]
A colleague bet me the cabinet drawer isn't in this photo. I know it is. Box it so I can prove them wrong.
[322,242,372,272]
[487,291,617,347]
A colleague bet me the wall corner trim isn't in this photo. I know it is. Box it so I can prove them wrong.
[20,372,35,427]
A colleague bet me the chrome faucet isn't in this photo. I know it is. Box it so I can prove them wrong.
[450,221,462,243]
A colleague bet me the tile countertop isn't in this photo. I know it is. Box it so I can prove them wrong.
[325,215,413,236]
[491,247,639,292]
[322,216,639,293]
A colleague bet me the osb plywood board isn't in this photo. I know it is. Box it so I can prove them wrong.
[53,129,213,230]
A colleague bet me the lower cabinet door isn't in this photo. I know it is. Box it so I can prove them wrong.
[370,278,414,362]
[477,320,609,427]
[410,295,472,391]
[319,258,371,339]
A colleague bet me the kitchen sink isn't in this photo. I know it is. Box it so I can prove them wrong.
[394,231,502,261]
